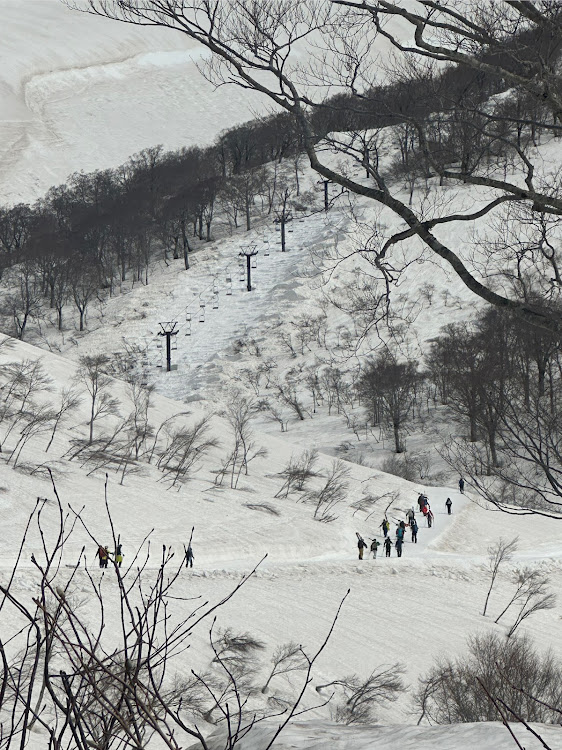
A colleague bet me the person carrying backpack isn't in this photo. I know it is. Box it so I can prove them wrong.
[384,537,393,557]
[427,508,434,528]
[406,507,415,526]
[411,520,418,543]
[396,525,405,542]
[97,545,106,569]
[459,477,465,494]
[370,538,381,559]
[115,542,123,567]
[395,538,404,558]
[379,518,389,538]
[445,498,452,515]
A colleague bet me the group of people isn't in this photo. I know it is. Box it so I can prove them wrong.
[97,542,124,568]
[96,540,195,570]
[356,487,459,560]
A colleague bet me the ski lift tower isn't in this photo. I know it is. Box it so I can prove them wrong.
[239,244,259,291]
[158,321,178,372]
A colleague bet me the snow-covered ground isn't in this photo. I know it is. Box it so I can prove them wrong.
[0,0,266,204]
[1,4,562,749]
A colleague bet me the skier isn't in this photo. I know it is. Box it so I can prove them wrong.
[357,534,368,560]
[370,538,381,559]
[459,477,465,494]
[115,542,123,567]
[379,518,389,538]
[185,543,194,568]
[406,507,415,526]
[411,520,418,543]
[395,538,404,558]
[445,498,452,515]
[384,536,393,557]
[427,508,434,528]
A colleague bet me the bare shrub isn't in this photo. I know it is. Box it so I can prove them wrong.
[380,453,419,482]
[274,449,319,498]
[317,664,406,724]
[414,632,562,725]
[305,459,350,522]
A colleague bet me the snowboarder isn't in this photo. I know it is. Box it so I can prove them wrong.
[459,477,465,494]
[115,542,123,567]
[185,543,194,568]
[427,508,434,528]
[395,538,404,558]
[406,507,415,526]
[411,520,418,543]
[384,537,393,557]
[445,497,452,515]
[379,518,389,538]
[370,538,380,559]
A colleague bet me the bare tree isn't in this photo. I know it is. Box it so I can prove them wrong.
[261,642,308,694]
[156,415,218,489]
[75,354,120,444]
[482,536,519,617]
[494,568,556,638]
[215,397,267,489]
[73,1,562,335]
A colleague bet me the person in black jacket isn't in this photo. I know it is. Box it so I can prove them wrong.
[384,537,393,557]
[357,533,368,559]
[445,497,452,515]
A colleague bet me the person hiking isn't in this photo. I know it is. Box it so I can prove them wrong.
[427,508,434,528]
[185,543,194,568]
[406,507,415,526]
[395,538,404,558]
[445,498,452,515]
[417,494,425,512]
[357,533,368,560]
[411,520,418,543]
[384,536,393,557]
[370,538,381,559]
[97,545,106,569]
[115,542,123,567]
[396,525,405,542]
[459,477,465,494]
[379,518,389,538]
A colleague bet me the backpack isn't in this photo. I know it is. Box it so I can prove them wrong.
[396,527,404,540]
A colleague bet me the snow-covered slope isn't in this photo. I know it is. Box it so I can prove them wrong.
[0,0,266,204]
[1,6,562,749]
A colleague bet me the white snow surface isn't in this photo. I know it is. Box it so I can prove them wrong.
[1,5,562,750]
[0,0,265,204]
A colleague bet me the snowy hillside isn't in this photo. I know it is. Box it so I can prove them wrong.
[1,3,562,749]
[0,0,266,204]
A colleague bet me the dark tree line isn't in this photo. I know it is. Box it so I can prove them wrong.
[0,111,305,339]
